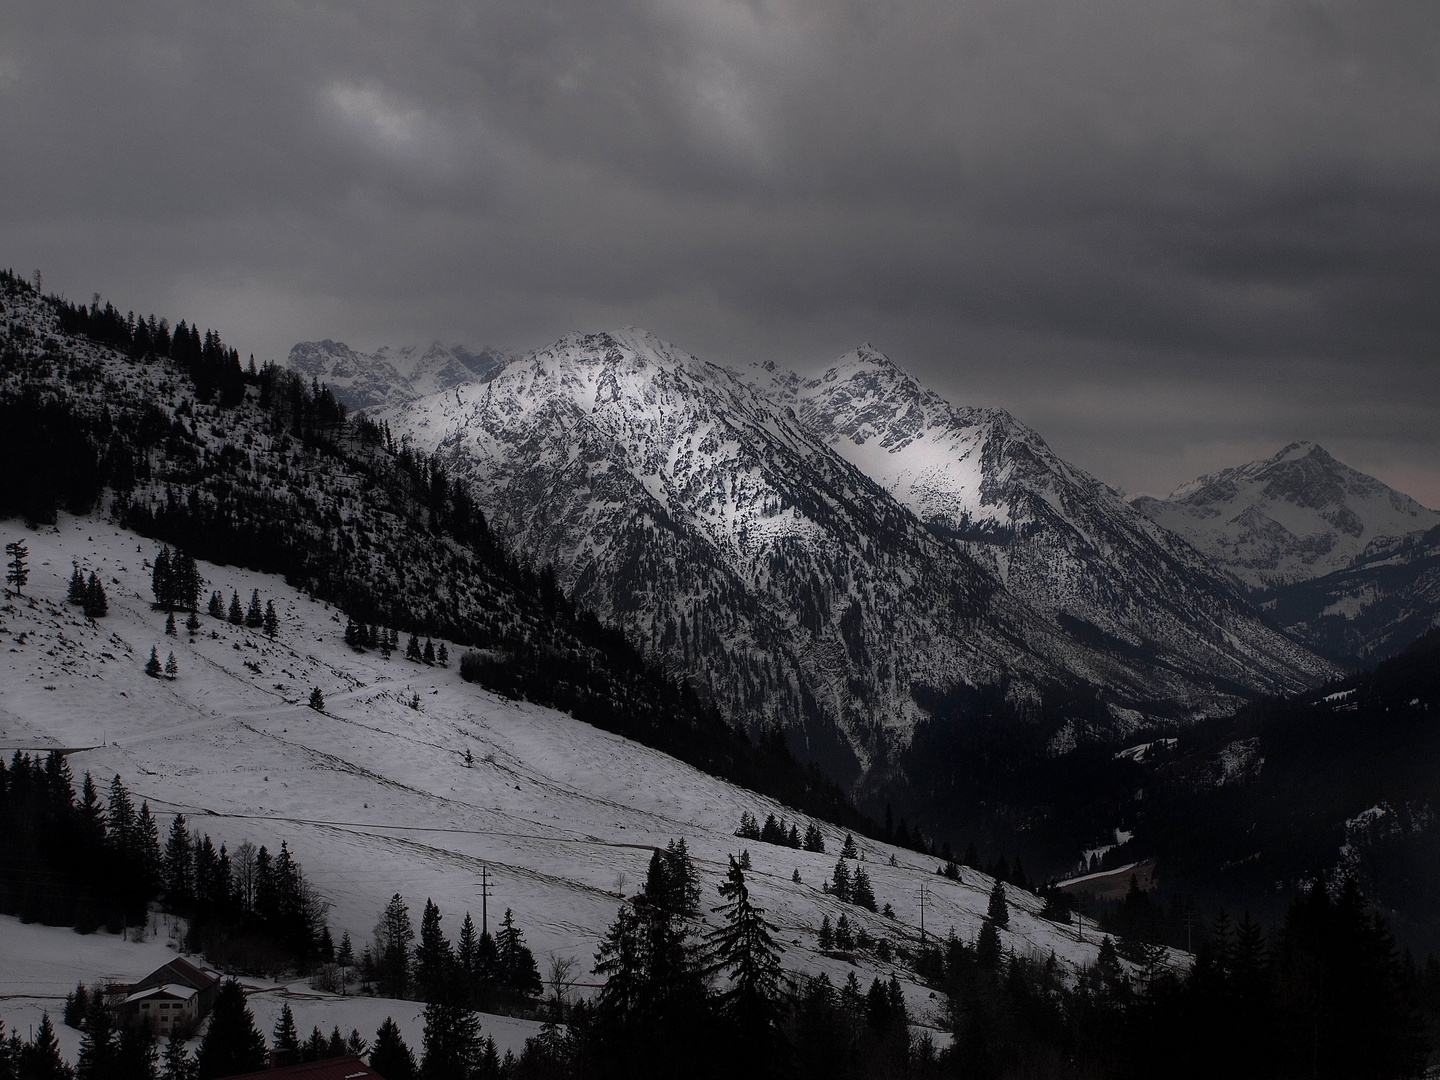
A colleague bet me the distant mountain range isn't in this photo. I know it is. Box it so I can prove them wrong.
[1133,442,1440,664]
[286,339,511,411]
[286,328,1329,785]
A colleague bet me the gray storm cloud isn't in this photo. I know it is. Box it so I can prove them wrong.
[2,0,1437,503]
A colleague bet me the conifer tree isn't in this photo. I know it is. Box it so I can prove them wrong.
[164,814,192,906]
[416,899,455,1004]
[152,547,173,610]
[419,1000,480,1080]
[976,917,1003,970]
[301,1028,326,1062]
[818,915,833,949]
[208,592,225,619]
[437,643,448,667]
[406,634,422,662]
[21,1013,69,1080]
[227,591,243,625]
[456,914,479,1005]
[146,647,162,678]
[272,1004,300,1058]
[165,612,177,636]
[370,1019,416,1080]
[75,990,117,1080]
[707,856,787,1076]
[69,561,86,603]
[84,572,108,617]
[830,859,851,902]
[186,611,201,635]
[738,848,751,871]
[496,909,542,1001]
[309,687,324,711]
[841,833,859,859]
[345,1031,368,1058]
[165,652,177,680]
[375,894,415,999]
[326,1028,345,1059]
[161,1029,192,1080]
[263,601,278,639]
[423,639,436,665]
[834,913,854,950]
[245,590,263,628]
[987,881,1009,928]
[851,866,877,912]
[803,824,826,853]
[4,540,28,597]
[195,980,267,1080]
[116,1021,159,1080]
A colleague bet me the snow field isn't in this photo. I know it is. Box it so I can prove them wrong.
[1,515,1115,1041]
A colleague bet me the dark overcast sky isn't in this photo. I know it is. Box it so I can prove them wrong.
[3,0,1438,504]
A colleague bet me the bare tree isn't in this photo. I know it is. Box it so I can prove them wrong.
[546,953,577,1019]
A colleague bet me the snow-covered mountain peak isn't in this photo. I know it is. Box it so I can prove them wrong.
[286,338,509,410]
[1136,444,1440,589]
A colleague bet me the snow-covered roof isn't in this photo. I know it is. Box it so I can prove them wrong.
[124,983,198,1004]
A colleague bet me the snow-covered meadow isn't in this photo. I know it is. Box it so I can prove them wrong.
[1,515,1110,1044]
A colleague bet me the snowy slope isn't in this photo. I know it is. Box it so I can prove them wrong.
[374,331,1330,778]
[778,347,1324,702]
[286,340,508,411]
[1133,442,1440,590]
[0,515,1119,1041]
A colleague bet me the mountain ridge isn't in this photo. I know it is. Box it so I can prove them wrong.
[360,328,1333,783]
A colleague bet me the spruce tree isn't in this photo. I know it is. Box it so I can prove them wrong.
[272,1004,300,1058]
[707,855,787,1077]
[818,915,833,949]
[345,1031,368,1058]
[326,1028,345,1059]
[456,914,479,1005]
[84,572,108,617]
[987,881,1009,928]
[194,980,267,1080]
[208,592,225,619]
[301,1028,326,1062]
[161,1029,193,1080]
[227,591,243,625]
[69,561,86,603]
[263,601,278,639]
[4,540,28,597]
[851,866,877,912]
[165,612,177,636]
[830,859,851,902]
[165,652,177,680]
[419,1001,480,1080]
[841,833,859,859]
[976,917,1003,970]
[185,611,201,635]
[496,909,542,1001]
[437,643,448,667]
[245,590,263,628]
[416,899,455,1004]
[152,547,173,610]
[370,1019,416,1080]
[164,815,192,906]
[375,894,415,999]
[406,634,422,662]
[21,1013,69,1080]
[75,991,117,1080]
[803,824,826,853]
[423,639,436,665]
[145,647,162,678]
[116,1021,159,1080]
[309,687,324,711]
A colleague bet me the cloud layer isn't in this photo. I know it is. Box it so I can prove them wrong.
[3,0,1437,502]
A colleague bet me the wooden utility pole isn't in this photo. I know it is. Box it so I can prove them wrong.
[479,864,493,936]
